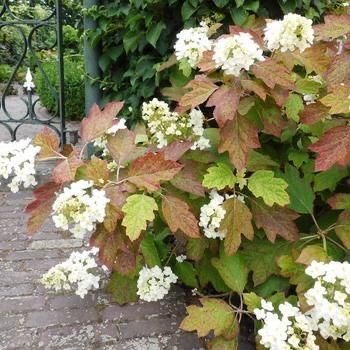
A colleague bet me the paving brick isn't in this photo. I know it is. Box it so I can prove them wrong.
[0,240,27,250]
[3,249,62,261]
[0,271,42,286]
[29,238,83,250]
[0,283,34,297]
[0,314,24,330]
[0,327,38,349]
[0,295,46,313]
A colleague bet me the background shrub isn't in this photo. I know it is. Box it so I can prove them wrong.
[86,0,331,123]
[36,58,85,121]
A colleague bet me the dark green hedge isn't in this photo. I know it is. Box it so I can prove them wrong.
[85,0,331,122]
[36,58,85,121]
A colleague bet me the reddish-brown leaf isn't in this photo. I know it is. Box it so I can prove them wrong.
[314,15,350,41]
[33,127,60,160]
[327,193,350,210]
[335,210,350,249]
[103,203,123,233]
[170,160,206,197]
[251,200,299,243]
[162,195,200,238]
[262,110,286,138]
[80,101,124,144]
[76,156,110,186]
[218,115,261,171]
[300,102,330,125]
[241,79,267,101]
[160,140,193,161]
[197,51,217,72]
[309,125,350,171]
[25,182,61,234]
[107,129,145,166]
[326,53,350,89]
[229,26,264,47]
[292,44,331,75]
[128,152,183,192]
[269,86,290,107]
[105,183,135,208]
[52,152,83,184]
[206,85,241,127]
[251,58,295,90]
[179,75,218,109]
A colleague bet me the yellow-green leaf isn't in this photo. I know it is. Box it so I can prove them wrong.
[202,163,236,190]
[248,170,290,207]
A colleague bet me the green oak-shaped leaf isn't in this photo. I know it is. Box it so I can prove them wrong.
[248,170,290,207]
[122,194,158,241]
[202,163,236,190]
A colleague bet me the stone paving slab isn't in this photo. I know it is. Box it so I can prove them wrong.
[0,191,204,350]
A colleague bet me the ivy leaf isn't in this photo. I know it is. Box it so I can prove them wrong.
[206,85,241,127]
[162,195,200,238]
[296,245,330,265]
[220,198,254,256]
[309,125,350,171]
[180,298,235,337]
[251,199,299,242]
[179,75,218,109]
[242,238,291,286]
[106,271,138,305]
[300,102,330,125]
[25,182,61,234]
[248,170,289,207]
[107,129,144,166]
[218,115,261,171]
[335,210,350,249]
[320,86,350,114]
[284,93,304,122]
[203,163,236,190]
[76,156,109,187]
[122,194,158,241]
[251,58,294,90]
[328,194,350,210]
[314,14,350,41]
[33,127,60,159]
[80,101,124,144]
[281,164,314,214]
[212,249,248,293]
[128,152,183,192]
[146,22,166,48]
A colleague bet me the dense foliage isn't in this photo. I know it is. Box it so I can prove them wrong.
[85,0,332,123]
[36,58,85,120]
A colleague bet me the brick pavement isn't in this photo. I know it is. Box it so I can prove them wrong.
[0,190,204,350]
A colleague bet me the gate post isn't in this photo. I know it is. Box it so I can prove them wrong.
[83,0,101,156]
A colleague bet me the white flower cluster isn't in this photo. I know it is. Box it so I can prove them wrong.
[52,180,109,239]
[199,191,244,239]
[213,32,264,76]
[254,300,319,350]
[137,265,178,302]
[142,98,210,150]
[174,21,212,68]
[305,261,350,341]
[264,13,314,52]
[42,248,101,298]
[93,118,127,157]
[0,138,40,193]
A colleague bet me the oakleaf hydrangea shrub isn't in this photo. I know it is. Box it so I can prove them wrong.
[3,5,350,348]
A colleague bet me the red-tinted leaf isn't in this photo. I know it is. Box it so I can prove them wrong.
[229,25,264,47]
[160,140,193,161]
[107,129,145,166]
[33,127,60,159]
[104,203,123,233]
[52,152,83,184]
[309,125,350,171]
[326,53,350,89]
[76,156,110,187]
[241,79,267,101]
[105,183,135,208]
[206,85,241,127]
[251,58,295,90]
[251,200,299,243]
[128,152,183,192]
[262,110,286,138]
[314,15,350,41]
[218,115,261,171]
[197,51,217,72]
[179,75,218,109]
[80,101,124,144]
[328,193,350,210]
[25,182,61,234]
[170,160,206,197]
[162,195,200,238]
[300,102,330,125]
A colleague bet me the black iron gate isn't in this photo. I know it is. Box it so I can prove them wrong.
[0,0,65,144]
